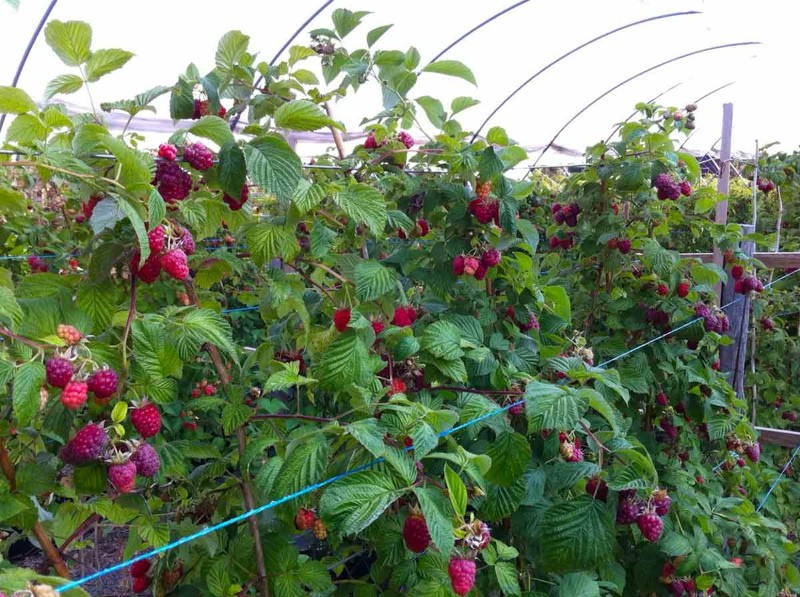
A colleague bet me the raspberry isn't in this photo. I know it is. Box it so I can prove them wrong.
[519,312,539,332]
[391,306,417,327]
[129,558,152,577]
[473,263,488,281]
[130,442,160,477]
[57,324,82,345]
[548,236,560,249]
[679,180,692,196]
[481,249,501,267]
[82,195,102,220]
[371,320,385,335]
[161,249,189,280]
[204,384,216,396]
[508,401,525,416]
[223,185,249,210]
[131,401,162,438]
[669,580,685,596]
[558,235,574,249]
[61,423,108,464]
[218,106,227,117]
[652,489,671,515]
[313,519,327,540]
[617,238,632,254]
[192,99,209,119]
[616,496,641,525]
[46,357,74,388]
[61,381,88,409]
[636,511,664,542]
[415,219,429,236]
[448,557,476,596]
[390,378,407,395]
[761,318,775,331]
[657,284,669,296]
[28,255,48,272]
[462,257,480,276]
[158,144,177,160]
[468,197,499,224]
[607,238,618,250]
[87,368,119,399]
[745,442,761,462]
[147,226,165,254]
[294,508,317,530]
[656,392,668,406]
[586,477,608,501]
[397,131,415,149]
[155,161,192,203]
[184,142,214,171]
[554,210,566,225]
[333,308,351,332]
[132,575,151,593]
[109,461,137,493]
[363,132,379,149]
[177,227,196,255]
[731,264,744,279]
[403,514,431,553]
[677,282,690,298]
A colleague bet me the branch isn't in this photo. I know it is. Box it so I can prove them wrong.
[58,513,100,556]
[0,327,52,351]
[297,259,349,284]
[323,102,346,161]
[285,262,334,303]
[250,413,335,424]
[429,385,523,396]
[120,276,137,390]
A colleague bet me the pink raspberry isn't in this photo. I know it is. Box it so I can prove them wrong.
[508,401,525,416]
[397,131,415,149]
[745,442,761,462]
[61,381,88,410]
[363,132,380,149]
[636,511,664,542]
[448,557,476,596]
[616,495,641,525]
[468,197,499,224]
[46,357,74,388]
[155,161,192,203]
[87,368,119,399]
[161,249,189,280]
[157,144,177,161]
[147,226,165,254]
[184,142,214,171]
[130,442,160,477]
[108,461,137,493]
[481,249,501,267]
[223,185,249,211]
[462,257,480,276]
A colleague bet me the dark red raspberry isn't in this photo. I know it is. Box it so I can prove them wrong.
[403,514,431,553]
[760,318,775,331]
[147,226,165,254]
[669,580,685,596]
[46,357,74,388]
[508,401,525,416]
[109,461,137,493]
[473,263,488,281]
[294,508,317,530]
[161,249,189,280]
[548,236,560,249]
[61,381,88,409]
[61,423,108,464]
[468,197,499,224]
[657,284,669,296]
[157,144,177,160]
[155,161,192,203]
[192,99,209,120]
[81,195,102,221]
[131,401,162,438]
[415,219,429,236]
[131,251,162,284]
[27,255,48,272]
[223,185,249,210]
[397,131,415,149]
[731,264,744,279]
[586,477,608,501]
[637,510,664,541]
[679,180,692,196]
[363,132,378,149]
[745,443,761,462]
[652,490,671,516]
[371,320,385,336]
[130,442,160,477]
[452,255,465,276]
[132,575,151,593]
[481,249,501,267]
[391,306,417,327]
[333,308,351,332]
[616,496,641,525]
[87,368,119,399]
[656,392,668,406]
[520,312,539,332]
[617,238,632,254]
[677,281,690,298]
[448,557,476,596]
[184,142,214,171]
[607,238,619,250]
[129,558,152,577]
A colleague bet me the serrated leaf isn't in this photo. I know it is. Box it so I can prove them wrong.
[416,96,445,128]
[147,188,166,225]
[0,286,23,329]
[315,331,370,389]
[117,196,150,264]
[495,561,521,595]
[275,100,342,132]
[525,382,587,432]
[444,464,467,517]
[0,187,26,214]
[43,74,83,100]
[221,401,251,434]
[660,532,692,556]
[246,223,299,267]
[331,8,370,39]
[13,362,45,426]
[85,48,133,81]
[348,418,385,458]
[206,560,231,597]
[486,432,531,487]
[243,136,302,201]
[479,147,504,180]
[44,20,92,67]
[0,86,37,114]
[537,498,614,573]
[422,60,476,85]
[170,309,239,364]
[319,470,403,535]
[558,573,600,597]
[383,445,417,484]
[479,478,525,521]
[420,321,463,360]
[218,140,246,198]
[291,179,327,214]
[451,96,480,114]
[414,486,454,556]
[272,436,330,498]
[189,115,234,146]
[310,224,336,258]
[216,30,250,72]
[355,260,397,301]
[333,184,388,236]
[367,24,393,47]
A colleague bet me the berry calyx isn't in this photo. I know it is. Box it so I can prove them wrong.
[403,514,431,553]
[183,142,214,171]
[333,308,351,332]
[108,461,137,493]
[131,401,162,438]
[87,367,119,400]
[161,249,190,281]
[61,381,89,410]
[46,357,74,388]
[448,556,476,596]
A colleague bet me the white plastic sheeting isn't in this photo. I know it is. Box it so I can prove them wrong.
[0,0,795,164]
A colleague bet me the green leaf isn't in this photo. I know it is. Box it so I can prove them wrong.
[44,74,84,100]
[479,147,504,180]
[420,321,463,360]
[660,532,692,556]
[218,141,247,198]
[6,114,45,144]
[274,100,342,132]
[215,30,250,72]
[315,331,370,389]
[172,309,239,364]
[525,382,587,432]
[383,446,417,485]
[416,96,446,128]
[319,470,403,535]
[206,560,231,597]
[246,223,299,267]
[537,498,614,573]
[0,86,37,114]
[367,24,393,47]
[148,188,166,225]
[263,361,316,392]
[355,260,397,301]
[347,418,386,458]
[429,357,468,383]
[291,179,327,214]
[117,196,150,264]
[310,224,336,258]
[422,60,477,85]
[44,20,92,67]
[272,436,330,498]
[0,187,26,214]
[288,45,317,65]
[495,561,521,595]
[221,401,251,434]
[486,432,531,487]
[85,48,134,81]
[557,573,600,597]
[331,8,370,39]
[0,286,23,329]
[243,135,303,201]
[444,464,467,517]
[13,362,45,427]
[333,183,388,236]
[516,219,540,254]
[451,96,480,114]
[414,486,454,556]
[542,286,571,322]
[189,115,235,146]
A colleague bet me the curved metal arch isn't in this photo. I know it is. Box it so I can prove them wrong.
[532,42,759,167]
[469,10,702,143]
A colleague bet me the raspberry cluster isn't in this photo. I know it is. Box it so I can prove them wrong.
[551,201,581,227]
[27,255,49,273]
[606,238,632,254]
[190,378,218,398]
[452,248,501,281]
[468,181,499,224]
[757,177,776,193]
[652,172,692,200]
[660,561,708,596]
[129,556,153,593]
[694,303,730,333]
[391,306,418,327]
[733,274,763,295]
[616,489,668,541]
[548,231,575,250]
[133,224,195,283]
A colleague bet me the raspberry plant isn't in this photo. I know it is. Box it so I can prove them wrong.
[0,9,798,597]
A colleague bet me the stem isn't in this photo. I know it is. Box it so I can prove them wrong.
[0,440,70,578]
[284,263,334,303]
[0,160,126,190]
[183,281,270,597]
[58,513,100,556]
[323,103,346,161]
[430,385,523,396]
[298,260,349,284]
[120,276,137,390]
[0,327,52,351]
[250,413,334,424]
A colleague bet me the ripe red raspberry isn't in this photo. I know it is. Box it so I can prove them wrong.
[712,360,721,370]
[130,442,160,477]
[390,378,407,395]
[131,575,151,593]
[161,249,189,280]
[184,142,214,171]
[473,263,488,281]
[391,306,417,327]
[415,219,429,236]
[520,312,540,332]
[616,496,641,525]
[204,384,216,396]
[760,318,775,331]
[333,308,351,332]
[61,423,108,464]
[158,144,177,160]
[313,519,328,540]
[617,238,632,254]
[192,99,210,119]
[129,558,152,577]
[462,256,480,276]
[402,514,431,552]
[131,252,162,284]
[87,368,119,399]
[548,235,560,249]
[218,106,227,117]
[46,357,74,388]
[57,324,82,345]
[397,131,415,149]
[508,401,525,416]
[607,238,619,250]
[363,132,379,149]
[183,421,198,431]
[559,235,574,249]
[481,248,501,267]
[81,194,102,221]
[669,580,685,596]
[27,255,48,272]
[223,185,249,210]
[147,226,165,254]
[731,264,744,279]
[294,508,317,530]
[68,259,79,268]
[109,461,137,493]
[677,281,690,298]
[61,381,88,409]
[586,477,608,501]
[452,255,466,275]
[745,442,761,462]
[656,391,668,406]
[636,511,664,542]
[652,489,671,516]
[657,284,669,296]
[131,402,162,438]
[448,556,476,596]
[679,180,692,196]
[155,160,193,203]
[468,197,499,224]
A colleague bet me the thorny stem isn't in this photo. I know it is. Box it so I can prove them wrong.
[58,513,101,556]
[0,327,52,351]
[182,280,270,597]
[120,276,137,390]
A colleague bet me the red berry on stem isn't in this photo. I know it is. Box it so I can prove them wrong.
[677,281,690,298]
[157,144,177,161]
[109,461,137,493]
[371,320,385,336]
[184,142,214,171]
[131,575,151,593]
[462,257,480,276]
[87,368,119,399]
[636,510,664,542]
[731,264,744,279]
[333,308,351,332]
[481,248,501,267]
[294,508,316,530]
[46,357,74,388]
[403,514,431,553]
[131,442,160,477]
[61,381,88,409]
[61,423,108,464]
[448,557,476,596]
[131,402,162,438]
[129,558,151,577]
[162,249,190,280]
[223,184,250,210]
[657,284,669,296]
[147,226,165,254]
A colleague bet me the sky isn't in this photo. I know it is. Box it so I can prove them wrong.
[0,0,797,165]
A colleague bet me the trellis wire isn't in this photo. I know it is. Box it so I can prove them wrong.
[55,266,800,593]
[756,443,800,512]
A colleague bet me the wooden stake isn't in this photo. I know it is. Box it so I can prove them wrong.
[713,103,734,300]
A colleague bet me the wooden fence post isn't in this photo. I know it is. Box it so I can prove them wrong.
[713,103,734,300]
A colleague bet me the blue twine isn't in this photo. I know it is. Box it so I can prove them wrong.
[55,269,800,592]
[220,306,259,314]
[756,443,800,513]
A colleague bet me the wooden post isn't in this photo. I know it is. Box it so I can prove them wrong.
[719,224,755,397]
[713,103,734,299]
